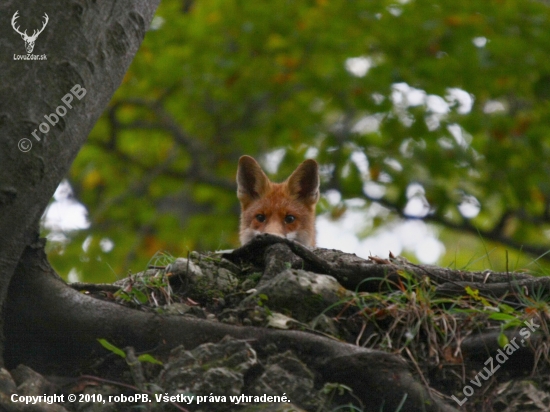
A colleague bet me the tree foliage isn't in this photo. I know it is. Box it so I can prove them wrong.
[46,0,550,281]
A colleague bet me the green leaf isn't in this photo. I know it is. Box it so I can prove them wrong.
[137,353,163,365]
[464,286,478,299]
[132,289,149,304]
[497,304,516,314]
[97,339,126,359]
[464,286,491,307]
[488,313,517,322]
[497,332,509,348]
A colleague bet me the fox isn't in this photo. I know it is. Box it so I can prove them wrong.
[236,155,320,247]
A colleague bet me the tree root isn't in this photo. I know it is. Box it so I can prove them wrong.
[4,239,459,412]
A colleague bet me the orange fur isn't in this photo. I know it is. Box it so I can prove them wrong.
[237,155,319,246]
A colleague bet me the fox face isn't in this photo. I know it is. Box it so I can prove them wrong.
[237,155,320,247]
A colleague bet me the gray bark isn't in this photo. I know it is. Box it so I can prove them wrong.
[0,0,160,362]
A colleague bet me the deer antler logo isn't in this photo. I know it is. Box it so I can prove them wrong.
[11,11,49,54]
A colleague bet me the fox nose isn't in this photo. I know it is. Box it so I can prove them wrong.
[264,221,285,238]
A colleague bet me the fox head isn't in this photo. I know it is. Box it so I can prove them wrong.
[237,155,320,247]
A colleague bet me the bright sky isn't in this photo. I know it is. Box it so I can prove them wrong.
[316,201,445,264]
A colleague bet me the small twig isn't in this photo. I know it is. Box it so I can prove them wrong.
[125,347,146,390]
[404,347,432,396]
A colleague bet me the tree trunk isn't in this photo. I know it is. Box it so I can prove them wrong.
[0,0,160,363]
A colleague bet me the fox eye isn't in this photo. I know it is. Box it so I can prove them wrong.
[256,214,266,223]
[284,215,295,224]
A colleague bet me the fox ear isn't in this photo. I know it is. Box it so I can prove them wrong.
[237,156,270,205]
[287,159,320,205]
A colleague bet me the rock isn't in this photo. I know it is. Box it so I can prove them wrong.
[248,351,326,411]
[158,337,327,412]
[241,269,351,323]
[160,337,257,411]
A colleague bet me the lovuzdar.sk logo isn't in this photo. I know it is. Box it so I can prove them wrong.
[11,10,48,61]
